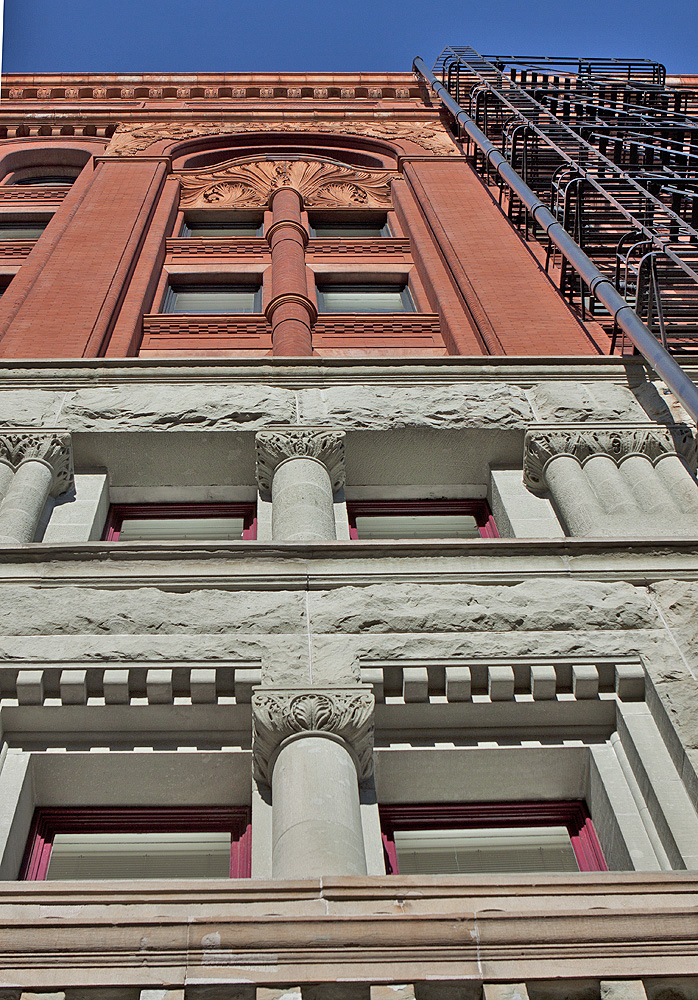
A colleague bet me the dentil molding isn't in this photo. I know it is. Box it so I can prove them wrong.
[0,429,74,496]
[179,156,398,209]
[524,422,696,492]
[255,427,346,497]
[252,687,375,783]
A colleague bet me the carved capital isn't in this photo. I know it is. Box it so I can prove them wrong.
[0,429,73,496]
[255,427,345,497]
[252,687,375,783]
[524,422,696,492]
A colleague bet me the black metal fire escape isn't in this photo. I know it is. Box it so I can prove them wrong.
[413,48,698,424]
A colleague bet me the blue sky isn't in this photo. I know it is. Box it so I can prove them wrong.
[2,0,697,74]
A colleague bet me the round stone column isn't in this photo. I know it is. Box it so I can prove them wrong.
[252,687,375,880]
[0,459,54,543]
[271,456,336,542]
[655,453,698,519]
[543,455,605,536]
[271,735,367,878]
[266,187,315,356]
[0,460,14,503]
[0,431,73,545]
[256,428,346,543]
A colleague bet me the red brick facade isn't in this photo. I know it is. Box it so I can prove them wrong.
[0,74,603,359]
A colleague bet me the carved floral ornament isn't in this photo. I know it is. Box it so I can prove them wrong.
[0,429,74,496]
[251,687,375,783]
[523,422,697,493]
[105,119,459,158]
[255,428,346,498]
[178,156,398,210]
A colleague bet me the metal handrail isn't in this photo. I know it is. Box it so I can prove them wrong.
[412,55,698,425]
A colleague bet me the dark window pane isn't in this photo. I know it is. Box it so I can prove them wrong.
[317,284,412,313]
[166,285,261,313]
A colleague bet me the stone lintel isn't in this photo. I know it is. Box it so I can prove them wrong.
[255,426,346,498]
[524,422,696,493]
[252,686,374,784]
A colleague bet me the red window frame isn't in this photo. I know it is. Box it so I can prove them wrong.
[380,801,607,874]
[20,806,252,880]
[346,500,498,540]
[103,503,257,541]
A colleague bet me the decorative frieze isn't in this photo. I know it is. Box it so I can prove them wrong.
[0,429,73,496]
[178,156,398,210]
[255,427,346,497]
[106,119,459,157]
[524,422,696,493]
[252,687,375,783]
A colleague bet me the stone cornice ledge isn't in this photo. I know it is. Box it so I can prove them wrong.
[1,538,698,589]
[0,874,697,983]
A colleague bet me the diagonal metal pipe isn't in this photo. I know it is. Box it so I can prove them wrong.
[413,55,698,425]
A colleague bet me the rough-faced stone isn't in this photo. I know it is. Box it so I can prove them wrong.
[308,579,656,634]
[298,384,533,429]
[529,382,647,423]
[0,390,66,426]
[0,585,305,635]
[60,384,296,431]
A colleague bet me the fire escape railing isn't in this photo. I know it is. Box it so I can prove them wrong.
[413,49,698,425]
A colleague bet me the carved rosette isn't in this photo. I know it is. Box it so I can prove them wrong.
[0,430,74,496]
[524,422,696,493]
[252,687,375,783]
[106,119,459,158]
[255,428,346,498]
[178,156,398,210]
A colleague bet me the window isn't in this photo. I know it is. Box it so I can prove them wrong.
[13,175,76,187]
[316,283,414,313]
[309,214,390,238]
[0,220,49,240]
[103,504,257,541]
[163,284,262,314]
[347,500,497,540]
[20,807,251,880]
[380,802,607,875]
[182,216,263,238]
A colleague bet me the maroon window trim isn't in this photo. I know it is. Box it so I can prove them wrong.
[379,801,607,874]
[346,499,498,540]
[103,503,257,541]
[20,806,252,880]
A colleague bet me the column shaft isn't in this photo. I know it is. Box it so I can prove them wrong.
[619,454,680,519]
[271,735,367,878]
[267,188,314,356]
[0,461,14,504]
[655,454,698,519]
[0,460,54,543]
[583,453,644,518]
[271,456,337,541]
[544,455,605,535]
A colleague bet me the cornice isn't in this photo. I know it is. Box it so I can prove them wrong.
[2,537,698,588]
[0,73,423,106]
[0,354,662,389]
[1,875,698,984]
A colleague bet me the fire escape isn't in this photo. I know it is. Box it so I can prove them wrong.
[412,47,698,391]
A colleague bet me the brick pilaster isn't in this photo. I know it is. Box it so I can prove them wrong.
[0,157,169,358]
